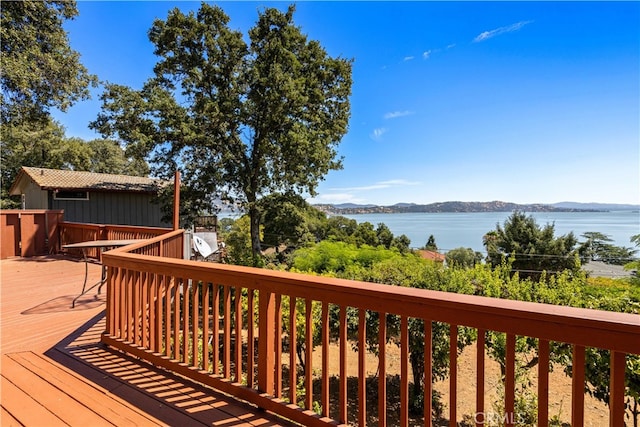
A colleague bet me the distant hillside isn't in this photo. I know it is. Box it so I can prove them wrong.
[552,202,639,211]
[314,201,606,215]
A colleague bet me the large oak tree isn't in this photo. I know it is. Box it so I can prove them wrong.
[91,4,352,264]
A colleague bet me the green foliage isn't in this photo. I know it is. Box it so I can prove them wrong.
[91,4,352,262]
[1,1,97,125]
[0,117,148,206]
[291,240,404,275]
[224,215,264,267]
[375,223,394,249]
[624,234,640,277]
[445,247,483,269]
[85,139,149,176]
[391,234,412,253]
[259,193,325,252]
[352,222,378,247]
[484,211,580,280]
[422,234,438,250]
[317,215,358,243]
[579,231,638,266]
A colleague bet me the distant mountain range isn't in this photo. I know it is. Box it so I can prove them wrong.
[313,201,640,215]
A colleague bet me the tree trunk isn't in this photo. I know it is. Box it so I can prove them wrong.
[410,350,425,414]
[249,203,262,266]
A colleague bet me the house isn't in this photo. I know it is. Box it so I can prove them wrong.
[9,167,170,227]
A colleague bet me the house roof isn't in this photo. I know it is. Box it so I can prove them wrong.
[9,167,168,195]
[418,249,446,262]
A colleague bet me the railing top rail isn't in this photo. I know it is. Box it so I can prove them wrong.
[106,228,183,253]
[60,221,172,232]
[1,209,64,214]
[103,251,640,354]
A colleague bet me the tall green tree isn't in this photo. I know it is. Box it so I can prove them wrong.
[445,247,483,268]
[484,211,580,279]
[579,231,637,266]
[0,118,149,207]
[86,139,149,176]
[1,1,97,126]
[422,234,438,251]
[91,4,352,264]
[625,234,640,278]
[260,192,325,251]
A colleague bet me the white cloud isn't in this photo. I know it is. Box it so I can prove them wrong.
[378,179,421,187]
[370,127,388,141]
[331,179,421,192]
[473,20,533,42]
[422,50,432,59]
[446,43,456,49]
[403,56,415,61]
[384,111,413,119]
[307,193,364,204]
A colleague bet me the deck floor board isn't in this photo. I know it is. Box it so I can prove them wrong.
[1,256,294,427]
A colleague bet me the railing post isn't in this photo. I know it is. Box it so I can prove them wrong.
[258,287,275,395]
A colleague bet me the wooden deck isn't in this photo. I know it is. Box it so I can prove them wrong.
[1,256,295,426]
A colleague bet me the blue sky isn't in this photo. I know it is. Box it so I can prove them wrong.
[51,1,640,206]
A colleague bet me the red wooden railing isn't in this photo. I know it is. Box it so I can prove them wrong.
[59,221,172,259]
[101,231,640,426]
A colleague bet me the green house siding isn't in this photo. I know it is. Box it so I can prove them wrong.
[50,191,169,227]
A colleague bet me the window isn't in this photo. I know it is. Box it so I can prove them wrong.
[53,190,89,200]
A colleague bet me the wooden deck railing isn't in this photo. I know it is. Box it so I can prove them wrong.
[101,231,640,427]
[59,221,172,259]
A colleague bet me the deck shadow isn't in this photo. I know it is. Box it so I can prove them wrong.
[43,311,293,426]
[21,294,105,314]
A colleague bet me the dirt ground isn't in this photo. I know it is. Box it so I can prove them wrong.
[303,341,611,426]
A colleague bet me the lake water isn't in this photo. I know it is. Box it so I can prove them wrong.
[341,211,640,254]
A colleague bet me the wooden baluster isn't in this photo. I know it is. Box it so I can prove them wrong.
[305,299,313,411]
[146,272,153,350]
[321,302,329,417]
[450,325,458,427]
[172,278,180,360]
[154,274,163,354]
[192,281,199,368]
[234,287,242,382]
[275,293,282,395]
[182,279,189,364]
[224,285,231,378]
[202,282,210,372]
[400,316,409,427]
[538,339,549,427]
[247,289,255,387]
[571,345,585,426]
[505,334,516,427]
[289,296,297,405]
[358,309,367,427]
[339,305,348,424]
[164,276,171,358]
[476,329,485,427]
[379,312,387,427]
[140,271,147,348]
[212,285,220,375]
[425,320,432,427]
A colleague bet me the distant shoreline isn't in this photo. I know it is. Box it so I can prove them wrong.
[313,200,638,215]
